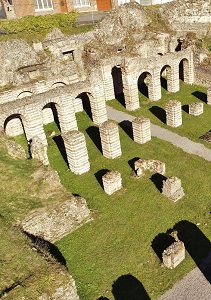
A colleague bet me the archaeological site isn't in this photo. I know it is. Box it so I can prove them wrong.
[1,0,211,299]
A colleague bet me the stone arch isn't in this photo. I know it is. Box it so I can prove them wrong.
[138,71,152,100]
[160,65,172,92]
[41,100,61,130]
[51,82,66,88]
[75,92,93,120]
[4,113,26,137]
[111,65,125,106]
[17,91,33,99]
[179,58,190,83]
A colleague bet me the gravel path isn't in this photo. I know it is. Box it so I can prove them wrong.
[107,106,211,299]
[107,106,211,161]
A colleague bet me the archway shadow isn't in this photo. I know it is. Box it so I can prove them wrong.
[128,157,140,171]
[161,77,167,91]
[119,120,133,140]
[138,82,148,98]
[53,135,68,167]
[192,91,207,103]
[149,106,166,124]
[182,104,189,114]
[115,93,126,107]
[173,220,211,283]
[79,93,93,120]
[51,103,61,131]
[150,173,167,193]
[94,169,110,189]
[112,274,150,300]
[86,126,102,153]
[151,232,176,261]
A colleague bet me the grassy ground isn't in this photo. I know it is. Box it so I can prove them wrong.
[109,80,209,148]
[44,109,211,300]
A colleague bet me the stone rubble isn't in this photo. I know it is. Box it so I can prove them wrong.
[189,102,203,116]
[134,158,166,177]
[102,170,122,195]
[162,176,185,202]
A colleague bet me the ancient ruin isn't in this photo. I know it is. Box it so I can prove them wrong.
[99,120,122,159]
[189,102,204,116]
[102,170,122,195]
[132,117,151,144]
[162,241,185,268]
[207,87,211,105]
[162,176,185,202]
[166,100,182,127]
[134,158,166,177]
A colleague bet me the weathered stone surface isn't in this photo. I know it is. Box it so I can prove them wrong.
[189,102,203,116]
[5,139,27,160]
[134,158,166,176]
[30,136,49,166]
[162,241,185,269]
[132,117,151,144]
[162,176,185,202]
[166,100,182,128]
[102,170,122,195]
[21,196,91,243]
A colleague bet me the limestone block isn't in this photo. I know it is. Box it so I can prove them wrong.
[162,241,185,268]
[166,100,182,127]
[62,130,90,175]
[134,158,165,176]
[189,102,203,116]
[102,171,122,195]
[207,87,211,105]
[73,98,83,113]
[99,121,122,159]
[30,136,49,166]
[132,116,151,144]
[162,176,185,202]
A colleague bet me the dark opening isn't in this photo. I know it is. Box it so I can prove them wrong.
[76,92,92,120]
[43,103,60,131]
[138,72,149,98]
[179,60,184,81]
[112,66,125,106]
[62,50,74,61]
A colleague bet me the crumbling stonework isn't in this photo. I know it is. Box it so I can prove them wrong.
[5,139,27,160]
[162,241,185,268]
[21,196,91,243]
[162,176,185,202]
[207,87,211,105]
[189,102,204,116]
[102,170,122,195]
[166,100,182,128]
[62,130,90,175]
[99,121,122,159]
[30,136,49,166]
[39,281,80,300]
[134,158,166,177]
[132,117,151,144]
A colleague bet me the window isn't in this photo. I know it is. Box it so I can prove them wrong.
[34,0,53,11]
[74,0,90,7]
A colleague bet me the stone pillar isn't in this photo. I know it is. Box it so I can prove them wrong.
[166,100,182,127]
[189,102,203,116]
[162,176,185,202]
[73,98,83,113]
[90,85,108,125]
[62,130,90,175]
[100,64,115,101]
[99,121,122,159]
[167,64,180,93]
[57,93,78,133]
[24,105,48,146]
[132,117,151,144]
[30,136,49,166]
[207,87,211,105]
[162,241,185,268]
[183,53,194,84]
[148,69,161,101]
[102,171,122,195]
[122,72,139,111]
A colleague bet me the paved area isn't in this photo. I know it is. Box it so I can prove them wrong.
[107,106,211,162]
[107,106,211,299]
[76,11,109,25]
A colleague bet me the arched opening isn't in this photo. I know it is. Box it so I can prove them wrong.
[17,91,33,99]
[160,65,171,91]
[4,114,25,137]
[179,58,189,82]
[51,82,66,88]
[75,92,93,120]
[111,66,125,106]
[42,102,60,133]
[138,72,152,100]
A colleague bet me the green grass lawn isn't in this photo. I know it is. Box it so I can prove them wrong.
[41,109,211,300]
[109,80,209,148]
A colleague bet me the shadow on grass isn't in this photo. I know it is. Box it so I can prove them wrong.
[94,169,109,189]
[173,220,211,283]
[138,82,148,98]
[192,91,207,103]
[149,106,166,124]
[97,297,110,300]
[86,126,102,153]
[151,232,175,261]
[112,274,150,300]
[53,135,68,167]
[150,173,167,193]
[119,120,133,140]
[182,104,189,114]
[128,157,140,171]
